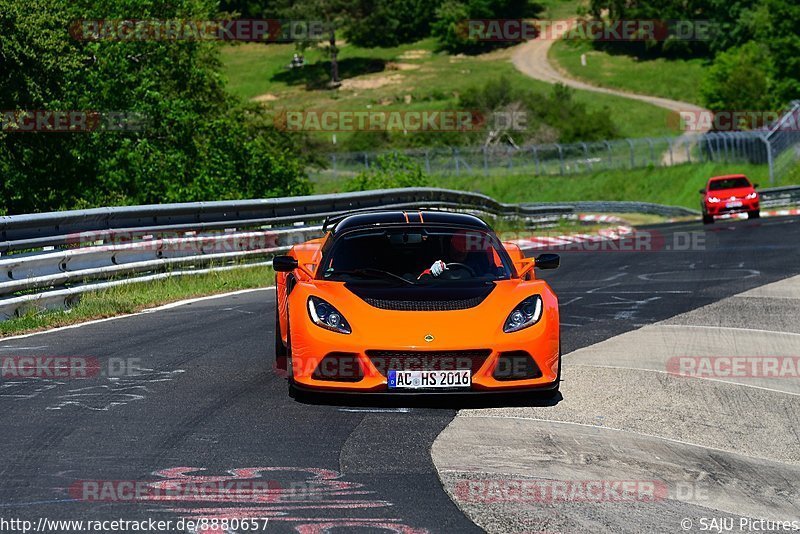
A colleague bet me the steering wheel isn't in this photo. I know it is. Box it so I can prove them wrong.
[446,262,477,277]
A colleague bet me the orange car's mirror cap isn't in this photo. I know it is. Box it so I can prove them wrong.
[535,253,560,270]
[273,255,299,272]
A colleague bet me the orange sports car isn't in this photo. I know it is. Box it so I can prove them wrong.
[273,210,561,398]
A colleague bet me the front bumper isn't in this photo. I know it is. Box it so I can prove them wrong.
[705,198,759,216]
[290,378,559,397]
[288,319,559,393]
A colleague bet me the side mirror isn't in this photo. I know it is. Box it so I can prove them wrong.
[535,253,560,270]
[753,183,760,188]
[699,188,706,194]
[272,255,299,272]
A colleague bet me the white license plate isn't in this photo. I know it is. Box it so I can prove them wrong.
[726,201,742,208]
[388,369,471,389]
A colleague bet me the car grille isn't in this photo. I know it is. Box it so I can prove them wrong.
[363,295,487,311]
[365,349,492,375]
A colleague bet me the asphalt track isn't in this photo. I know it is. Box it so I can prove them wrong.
[1,215,799,533]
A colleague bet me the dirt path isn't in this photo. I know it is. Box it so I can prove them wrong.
[511,20,710,163]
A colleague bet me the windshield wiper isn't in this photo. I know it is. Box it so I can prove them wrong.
[327,268,416,285]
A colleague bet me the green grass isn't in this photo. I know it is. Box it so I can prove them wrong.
[313,162,797,209]
[549,39,709,105]
[0,265,274,337]
[220,37,680,142]
[539,0,584,19]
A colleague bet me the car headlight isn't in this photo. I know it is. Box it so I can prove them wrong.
[707,196,721,203]
[746,192,758,199]
[308,296,351,334]
[503,295,543,333]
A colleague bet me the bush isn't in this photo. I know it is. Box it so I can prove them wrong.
[458,76,618,144]
[344,153,430,191]
[700,42,773,119]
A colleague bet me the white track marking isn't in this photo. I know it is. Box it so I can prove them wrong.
[652,323,800,337]
[0,287,275,342]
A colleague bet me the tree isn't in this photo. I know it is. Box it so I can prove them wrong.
[701,41,773,119]
[345,0,444,48]
[749,0,800,106]
[432,0,544,54]
[0,0,310,214]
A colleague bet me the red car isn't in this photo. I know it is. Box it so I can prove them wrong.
[700,174,760,224]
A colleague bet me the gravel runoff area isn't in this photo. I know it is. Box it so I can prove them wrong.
[433,274,800,533]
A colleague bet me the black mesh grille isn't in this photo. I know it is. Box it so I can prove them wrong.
[311,352,363,382]
[363,295,487,311]
[493,351,542,381]
[366,349,491,375]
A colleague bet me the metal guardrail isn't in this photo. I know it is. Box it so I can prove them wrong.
[759,185,800,208]
[0,186,797,320]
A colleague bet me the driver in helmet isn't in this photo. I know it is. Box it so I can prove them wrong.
[418,231,486,279]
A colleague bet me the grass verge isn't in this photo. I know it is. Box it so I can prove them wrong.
[0,265,274,338]
[221,38,679,141]
[549,39,708,105]
[313,162,796,209]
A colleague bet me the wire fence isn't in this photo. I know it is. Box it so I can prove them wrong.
[310,102,800,186]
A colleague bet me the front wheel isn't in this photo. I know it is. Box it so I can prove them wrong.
[702,213,714,225]
[748,209,760,219]
[274,307,287,370]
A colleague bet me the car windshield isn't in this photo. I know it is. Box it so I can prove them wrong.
[320,226,513,285]
[709,177,751,190]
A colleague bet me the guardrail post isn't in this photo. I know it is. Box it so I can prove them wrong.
[761,134,775,185]
[557,144,565,175]
[626,139,635,168]
[532,146,540,175]
[667,137,674,166]
[647,138,655,165]
[722,135,729,161]
[581,142,591,172]
[604,141,613,169]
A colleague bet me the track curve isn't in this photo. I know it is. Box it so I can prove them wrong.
[1,215,799,533]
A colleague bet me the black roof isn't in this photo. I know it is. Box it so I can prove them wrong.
[326,210,491,234]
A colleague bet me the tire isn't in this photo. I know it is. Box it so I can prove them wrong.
[274,306,287,367]
[285,311,303,400]
[539,338,562,399]
[702,214,714,225]
[748,209,760,219]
